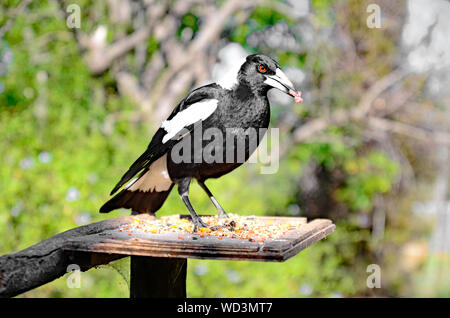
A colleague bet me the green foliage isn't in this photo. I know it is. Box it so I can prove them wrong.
[229,6,296,54]
[178,13,199,38]
[311,0,336,26]
[0,0,442,298]
[336,151,399,211]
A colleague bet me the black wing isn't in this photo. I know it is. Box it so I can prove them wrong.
[108,83,221,195]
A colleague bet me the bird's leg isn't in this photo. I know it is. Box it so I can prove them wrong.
[177,177,208,231]
[198,180,228,218]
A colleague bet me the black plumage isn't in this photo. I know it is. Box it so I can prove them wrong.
[100,54,302,230]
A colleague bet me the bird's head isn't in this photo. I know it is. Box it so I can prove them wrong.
[237,54,303,103]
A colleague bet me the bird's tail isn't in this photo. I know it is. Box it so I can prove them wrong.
[99,185,174,214]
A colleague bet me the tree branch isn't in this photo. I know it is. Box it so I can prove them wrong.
[86,26,153,75]
[279,68,450,158]
[351,68,408,119]
[147,0,251,110]
[367,117,450,145]
[0,0,33,38]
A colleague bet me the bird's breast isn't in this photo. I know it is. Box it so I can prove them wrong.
[217,95,270,129]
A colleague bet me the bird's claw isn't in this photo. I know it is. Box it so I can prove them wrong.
[192,217,209,232]
[192,214,232,233]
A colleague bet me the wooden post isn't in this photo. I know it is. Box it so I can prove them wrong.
[130,256,187,298]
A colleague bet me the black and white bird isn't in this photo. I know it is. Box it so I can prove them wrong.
[100,54,302,230]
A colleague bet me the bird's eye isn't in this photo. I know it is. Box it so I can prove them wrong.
[258,65,267,73]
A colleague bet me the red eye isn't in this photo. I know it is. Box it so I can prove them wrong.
[258,65,267,73]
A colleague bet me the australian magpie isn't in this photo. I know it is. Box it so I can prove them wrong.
[100,54,302,230]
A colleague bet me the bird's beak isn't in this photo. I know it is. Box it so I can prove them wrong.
[264,68,296,94]
[264,68,303,103]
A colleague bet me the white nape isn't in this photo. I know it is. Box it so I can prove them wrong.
[210,43,249,89]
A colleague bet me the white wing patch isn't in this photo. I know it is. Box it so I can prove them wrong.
[161,99,218,143]
[127,154,172,192]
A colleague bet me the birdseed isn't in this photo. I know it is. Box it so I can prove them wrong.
[118,214,304,241]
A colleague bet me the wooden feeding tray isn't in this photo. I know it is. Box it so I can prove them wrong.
[0,214,335,298]
[63,215,335,262]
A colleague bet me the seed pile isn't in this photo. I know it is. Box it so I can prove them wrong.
[118,214,304,242]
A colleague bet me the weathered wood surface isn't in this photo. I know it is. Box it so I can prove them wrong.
[0,214,335,298]
[0,215,154,298]
[63,217,334,261]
